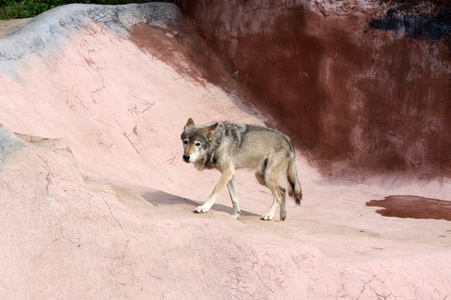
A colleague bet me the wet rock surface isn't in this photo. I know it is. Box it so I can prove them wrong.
[367,195,451,221]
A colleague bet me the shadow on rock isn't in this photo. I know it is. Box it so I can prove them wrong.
[141,189,259,217]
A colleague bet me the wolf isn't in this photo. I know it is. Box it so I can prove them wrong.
[181,118,302,221]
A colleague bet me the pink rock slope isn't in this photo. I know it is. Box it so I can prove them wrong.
[0,3,449,299]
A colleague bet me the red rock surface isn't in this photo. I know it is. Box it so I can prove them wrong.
[367,195,451,220]
[0,3,450,299]
[180,0,451,178]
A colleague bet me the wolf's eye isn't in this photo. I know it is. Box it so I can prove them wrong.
[195,141,201,147]
[183,139,188,145]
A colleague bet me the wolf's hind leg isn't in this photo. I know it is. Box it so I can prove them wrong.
[279,186,287,221]
[260,175,283,221]
[227,176,240,219]
[257,158,286,221]
[256,170,284,221]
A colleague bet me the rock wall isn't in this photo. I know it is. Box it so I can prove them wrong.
[179,0,451,178]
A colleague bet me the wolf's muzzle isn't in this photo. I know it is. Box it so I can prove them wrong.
[183,154,191,162]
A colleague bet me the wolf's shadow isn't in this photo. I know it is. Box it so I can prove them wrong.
[141,189,259,217]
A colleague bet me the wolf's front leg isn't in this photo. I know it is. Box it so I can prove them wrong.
[194,167,235,214]
[227,176,240,219]
[194,199,215,213]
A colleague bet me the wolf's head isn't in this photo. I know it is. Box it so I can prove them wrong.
[181,118,218,163]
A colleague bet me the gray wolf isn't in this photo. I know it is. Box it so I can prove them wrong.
[181,118,302,221]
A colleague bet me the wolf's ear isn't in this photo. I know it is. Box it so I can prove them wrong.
[206,122,218,139]
[208,122,218,132]
[185,118,195,128]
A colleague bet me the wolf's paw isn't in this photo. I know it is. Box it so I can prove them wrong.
[280,210,287,221]
[260,213,274,221]
[194,205,210,213]
[231,213,240,220]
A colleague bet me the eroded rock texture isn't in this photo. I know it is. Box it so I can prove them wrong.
[180,0,450,178]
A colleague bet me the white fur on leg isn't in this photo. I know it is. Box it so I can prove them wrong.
[261,181,281,221]
[194,203,212,213]
[227,176,240,220]
[261,210,276,221]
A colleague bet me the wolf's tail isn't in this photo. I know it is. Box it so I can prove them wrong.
[287,150,302,205]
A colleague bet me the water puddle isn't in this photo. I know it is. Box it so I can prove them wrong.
[367,195,451,221]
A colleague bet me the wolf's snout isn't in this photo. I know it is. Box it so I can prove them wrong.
[183,154,190,162]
